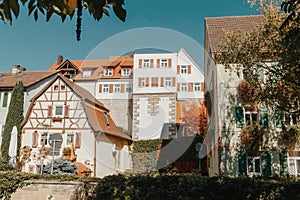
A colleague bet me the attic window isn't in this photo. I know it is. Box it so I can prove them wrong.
[103,112,110,126]
[61,84,66,90]
[82,70,92,78]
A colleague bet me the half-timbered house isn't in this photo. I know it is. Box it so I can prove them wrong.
[21,74,132,178]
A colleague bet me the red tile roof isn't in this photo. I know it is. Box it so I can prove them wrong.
[0,71,57,89]
[205,15,264,53]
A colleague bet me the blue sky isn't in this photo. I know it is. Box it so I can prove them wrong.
[0,0,259,72]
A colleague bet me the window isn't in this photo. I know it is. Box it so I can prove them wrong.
[41,132,48,146]
[288,157,300,176]
[54,106,63,116]
[180,66,187,74]
[2,92,8,107]
[161,59,168,68]
[60,84,66,90]
[181,83,187,92]
[245,110,258,125]
[103,84,109,93]
[194,82,201,91]
[54,85,59,90]
[247,156,261,176]
[122,69,131,76]
[104,69,113,76]
[141,78,146,87]
[104,112,109,126]
[284,113,298,126]
[114,84,121,93]
[143,59,150,68]
[82,70,92,78]
[164,77,172,87]
[66,134,74,146]
[126,84,132,92]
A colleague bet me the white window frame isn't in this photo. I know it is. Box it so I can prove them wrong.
[181,83,187,92]
[164,77,172,87]
[141,78,146,88]
[40,132,49,146]
[121,69,131,76]
[180,65,187,74]
[194,82,201,91]
[82,70,92,78]
[247,156,262,176]
[66,134,74,146]
[102,84,109,93]
[288,157,300,176]
[284,113,298,126]
[161,59,168,68]
[143,59,150,68]
[104,69,113,76]
[114,84,121,93]
[126,84,132,92]
[245,109,258,125]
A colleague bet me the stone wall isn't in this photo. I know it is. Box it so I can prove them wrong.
[11,180,96,200]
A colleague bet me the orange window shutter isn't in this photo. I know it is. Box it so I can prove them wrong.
[177,83,180,92]
[32,132,38,148]
[172,77,176,87]
[47,105,53,118]
[75,132,81,148]
[121,84,125,93]
[146,77,149,87]
[138,78,142,87]
[161,77,164,87]
[168,59,172,68]
[177,65,180,74]
[188,83,193,92]
[139,59,142,68]
[64,105,70,118]
[201,82,205,91]
[99,84,102,93]
[157,59,160,68]
[150,59,154,68]
[109,84,113,93]
[188,65,191,74]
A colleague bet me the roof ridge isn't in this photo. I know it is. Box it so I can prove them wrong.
[205,14,263,20]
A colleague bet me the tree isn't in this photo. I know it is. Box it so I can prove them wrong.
[281,0,300,28]
[216,4,300,114]
[0,0,126,40]
[1,81,24,162]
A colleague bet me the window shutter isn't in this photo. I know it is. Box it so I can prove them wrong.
[172,77,176,87]
[177,83,180,92]
[138,59,142,68]
[177,65,180,74]
[238,151,247,176]
[168,59,172,68]
[262,151,271,176]
[201,82,205,91]
[138,78,142,87]
[121,84,125,93]
[157,59,160,68]
[259,107,269,128]
[188,65,191,74]
[47,105,53,118]
[64,105,70,118]
[279,151,288,175]
[151,77,158,87]
[109,84,113,93]
[160,77,164,87]
[75,132,81,148]
[235,106,244,128]
[32,132,38,148]
[99,84,102,93]
[275,109,283,128]
[188,83,193,92]
[146,77,149,87]
[150,59,154,68]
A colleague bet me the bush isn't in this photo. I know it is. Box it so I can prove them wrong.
[281,125,300,149]
[42,158,77,175]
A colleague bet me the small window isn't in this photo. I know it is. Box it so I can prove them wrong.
[54,85,59,90]
[55,106,63,116]
[143,59,150,68]
[122,69,131,76]
[2,92,8,107]
[181,83,187,92]
[126,84,132,92]
[245,111,258,125]
[41,132,48,146]
[114,84,121,93]
[104,69,113,76]
[288,157,300,176]
[104,112,110,126]
[103,84,109,93]
[141,78,146,88]
[161,59,168,68]
[194,83,201,91]
[82,70,92,78]
[180,66,187,74]
[247,156,261,176]
[66,134,74,146]
[164,77,172,87]
[60,84,66,90]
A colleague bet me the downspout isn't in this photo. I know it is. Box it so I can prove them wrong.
[94,134,96,177]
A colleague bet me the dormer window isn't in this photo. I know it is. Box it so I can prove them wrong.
[104,69,113,76]
[104,112,110,126]
[122,69,131,76]
[82,70,92,78]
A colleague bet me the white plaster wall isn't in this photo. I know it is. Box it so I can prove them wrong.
[74,80,96,96]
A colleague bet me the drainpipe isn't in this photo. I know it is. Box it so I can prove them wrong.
[94,136,96,177]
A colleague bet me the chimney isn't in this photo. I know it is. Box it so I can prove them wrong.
[57,55,63,65]
[12,65,25,75]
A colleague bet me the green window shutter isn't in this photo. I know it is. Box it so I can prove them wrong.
[235,106,244,128]
[259,107,269,128]
[2,92,8,107]
[238,151,247,176]
[275,109,283,128]
[279,151,288,176]
[262,151,271,176]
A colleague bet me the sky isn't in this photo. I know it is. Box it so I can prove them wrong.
[0,0,260,72]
